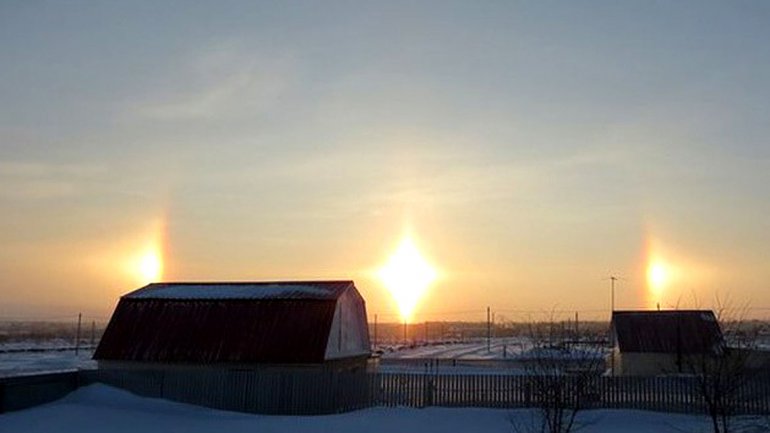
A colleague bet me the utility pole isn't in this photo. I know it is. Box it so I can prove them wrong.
[403,321,408,344]
[491,312,495,339]
[575,311,580,340]
[90,320,95,347]
[486,306,491,353]
[608,276,620,377]
[605,275,623,377]
[373,314,378,350]
[610,275,618,312]
[75,313,82,356]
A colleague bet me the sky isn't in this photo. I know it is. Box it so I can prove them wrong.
[1,1,769,323]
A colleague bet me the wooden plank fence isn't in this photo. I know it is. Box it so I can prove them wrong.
[78,370,770,416]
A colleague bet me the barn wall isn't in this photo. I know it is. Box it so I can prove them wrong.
[95,299,336,363]
[97,357,368,372]
[324,287,370,360]
[617,353,685,376]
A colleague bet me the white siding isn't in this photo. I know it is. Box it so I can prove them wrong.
[324,287,370,360]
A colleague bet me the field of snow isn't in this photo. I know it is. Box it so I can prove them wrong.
[0,348,95,378]
[378,338,609,374]
[3,384,768,433]
[380,338,531,360]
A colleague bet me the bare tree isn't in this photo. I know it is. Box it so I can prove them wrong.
[511,312,605,433]
[686,296,761,433]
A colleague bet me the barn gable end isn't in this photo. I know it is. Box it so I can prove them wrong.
[324,285,371,360]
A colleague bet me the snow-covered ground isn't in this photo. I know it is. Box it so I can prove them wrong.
[0,339,80,352]
[2,384,767,433]
[0,348,95,378]
[378,338,608,375]
[380,338,531,360]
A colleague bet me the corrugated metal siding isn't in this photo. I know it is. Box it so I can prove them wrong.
[124,281,353,300]
[612,310,723,354]
[94,299,337,363]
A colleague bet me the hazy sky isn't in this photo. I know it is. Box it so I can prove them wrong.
[2,1,769,322]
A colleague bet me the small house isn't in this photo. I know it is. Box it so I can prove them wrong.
[94,280,371,371]
[610,310,723,376]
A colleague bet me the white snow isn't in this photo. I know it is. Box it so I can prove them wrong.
[0,339,77,352]
[380,340,608,375]
[381,339,531,360]
[0,349,95,378]
[1,384,764,433]
[512,347,605,361]
[126,283,345,300]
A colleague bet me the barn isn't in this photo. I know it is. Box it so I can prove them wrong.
[94,280,371,371]
[610,310,724,376]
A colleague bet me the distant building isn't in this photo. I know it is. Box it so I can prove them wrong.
[94,281,371,371]
[610,310,723,376]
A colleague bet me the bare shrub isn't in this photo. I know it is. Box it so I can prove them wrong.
[686,296,763,433]
[511,312,605,433]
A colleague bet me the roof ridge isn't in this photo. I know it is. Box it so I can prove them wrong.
[146,280,354,286]
[123,281,355,301]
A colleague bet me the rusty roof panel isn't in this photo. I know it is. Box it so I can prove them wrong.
[612,310,723,354]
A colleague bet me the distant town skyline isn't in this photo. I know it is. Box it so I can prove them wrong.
[2,2,770,321]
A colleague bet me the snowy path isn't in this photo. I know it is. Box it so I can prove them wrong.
[0,384,759,433]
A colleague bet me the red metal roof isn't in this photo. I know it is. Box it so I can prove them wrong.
[612,310,723,354]
[94,281,361,364]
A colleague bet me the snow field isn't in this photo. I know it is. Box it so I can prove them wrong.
[2,384,765,433]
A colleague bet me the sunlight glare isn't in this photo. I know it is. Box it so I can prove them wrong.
[378,237,437,323]
[138,250,162,284]
[647,261,668,298]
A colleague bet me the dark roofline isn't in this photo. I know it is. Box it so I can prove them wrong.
[613,309,716,315]
[128,280,353,288]
[123,280,355,299]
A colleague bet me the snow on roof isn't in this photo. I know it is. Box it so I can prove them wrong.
[124,281,353,301]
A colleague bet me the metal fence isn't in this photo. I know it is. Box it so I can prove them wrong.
[0,371,79,413]
[4,370,770,415]
[77,369,770,416]
[79,369,373,415]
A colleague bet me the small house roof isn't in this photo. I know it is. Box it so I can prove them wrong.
[611,310,723,354]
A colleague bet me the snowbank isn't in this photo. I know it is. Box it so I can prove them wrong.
[0,384,755,433]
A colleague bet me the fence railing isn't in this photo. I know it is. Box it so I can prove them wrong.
[78,369,770,416]
[4,369,770,415]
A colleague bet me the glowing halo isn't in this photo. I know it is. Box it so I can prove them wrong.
[128,216,167,285]
[378,237,437,323]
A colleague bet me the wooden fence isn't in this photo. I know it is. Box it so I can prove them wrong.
[78,370,770,416]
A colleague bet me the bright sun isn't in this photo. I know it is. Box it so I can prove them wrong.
[647,261,668,297]
[138,250,163,284]
[378,237,437,323]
